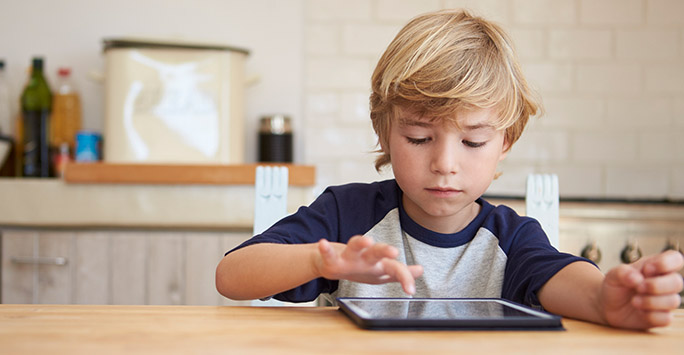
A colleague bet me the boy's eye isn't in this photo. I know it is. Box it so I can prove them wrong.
[463,140,486,148]
[406,137,431,145]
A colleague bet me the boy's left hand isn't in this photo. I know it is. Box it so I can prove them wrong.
[600,250,684,329]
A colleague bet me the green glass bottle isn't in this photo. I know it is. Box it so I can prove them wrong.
[21,57,52,177]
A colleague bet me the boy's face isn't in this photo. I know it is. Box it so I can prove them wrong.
[386,107,509,234]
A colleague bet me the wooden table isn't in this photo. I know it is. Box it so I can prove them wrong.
[1,305,682,354]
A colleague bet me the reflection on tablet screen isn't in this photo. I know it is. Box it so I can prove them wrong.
[348,299,534,320]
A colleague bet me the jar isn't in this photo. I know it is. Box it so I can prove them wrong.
[258,115,292,163]
[75,131,102,162]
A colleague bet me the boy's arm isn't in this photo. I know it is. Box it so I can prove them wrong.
[538,250,684,329]
[215,242,321,301]
[215,236,423,301]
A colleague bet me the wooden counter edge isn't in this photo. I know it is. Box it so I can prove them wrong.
[63,162,316,186]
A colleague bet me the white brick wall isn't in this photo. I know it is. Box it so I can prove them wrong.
[343,24,400,56]
[572,131,639,163]
[604,98,671,128]
[647,0,684,25]
[375,0,442,21]
[616,29,678,60]
[673,167,684,199]
[677,99,684,127]
[306,58,372,89]
[639,132,677,162]
[549,30,612,60]
[579,0,643,25]
[576,64,642,94]
[605,165,670,199]
[512,0,576,25]
[303,0,684,201]
[307,0,373,21]
[540,97,604,128]
[508,28,545,59]
[524,63,574,93]
[646,65,684,93]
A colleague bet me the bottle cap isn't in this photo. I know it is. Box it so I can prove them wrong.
[0,60,5,70]
[32,57,44,70]
[58,67,71,76]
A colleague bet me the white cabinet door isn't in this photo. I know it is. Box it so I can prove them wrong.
[184,232,223,306]
[36,232,73,304]
[2,229,251,305]
[1,230,36,303]
[1,230,73,304]
[110,232,147,305]
[73,232,110,304]
[147,233,185,305]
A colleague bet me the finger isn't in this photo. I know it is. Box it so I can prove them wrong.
[640,250,684,277]
[381,258,417,295]
[631,311,675,328]
[345,235,373,253]
[632,293,682,311]
[361,243,399,264]
[408,265,424,279]
[605,264,644,289]
[637,272,684,294]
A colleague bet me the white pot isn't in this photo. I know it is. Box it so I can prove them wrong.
[102,37,250,165]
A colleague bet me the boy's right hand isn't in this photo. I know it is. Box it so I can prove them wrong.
[314,235,424,295]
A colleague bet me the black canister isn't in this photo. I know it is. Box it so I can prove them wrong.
[258,115,292,163]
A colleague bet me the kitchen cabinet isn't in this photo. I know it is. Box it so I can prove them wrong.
[0,163,317,306]
[1,228,252,306]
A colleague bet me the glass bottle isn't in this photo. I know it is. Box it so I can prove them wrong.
[50,67,81,162]
[0,59,16,177]
[21,57,52,177]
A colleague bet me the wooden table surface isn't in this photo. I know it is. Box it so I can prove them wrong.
[1,305,682,355]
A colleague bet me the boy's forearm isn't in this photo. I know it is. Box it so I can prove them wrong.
[537,261,606,325]
[215,243,322,300]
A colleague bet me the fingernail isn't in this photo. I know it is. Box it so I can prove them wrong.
[637,283,647,293]
[407,285,416,295]
[629,272,643,285]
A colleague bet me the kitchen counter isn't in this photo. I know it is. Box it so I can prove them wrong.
[0,304,682,354]
[0,163,316,230]
[0,164,317,305]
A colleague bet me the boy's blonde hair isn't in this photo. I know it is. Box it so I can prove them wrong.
[370,9,540,171]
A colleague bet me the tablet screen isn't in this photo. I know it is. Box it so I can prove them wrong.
[337,298,563,330]
[345,298,534,319]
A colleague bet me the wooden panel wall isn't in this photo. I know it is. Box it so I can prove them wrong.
[1,229,252,306]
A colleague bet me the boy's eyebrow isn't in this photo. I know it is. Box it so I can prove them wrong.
[399,118,433,127]
[399,117,495,130]
[463,123,495,131]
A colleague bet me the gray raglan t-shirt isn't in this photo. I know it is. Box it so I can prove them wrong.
[227,179,593,307]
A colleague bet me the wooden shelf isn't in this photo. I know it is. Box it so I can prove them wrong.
[63,162,316,186]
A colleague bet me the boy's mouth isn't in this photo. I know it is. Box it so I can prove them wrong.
[425,186,462,196]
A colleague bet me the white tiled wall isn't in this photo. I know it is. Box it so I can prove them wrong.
[302,0,684,200]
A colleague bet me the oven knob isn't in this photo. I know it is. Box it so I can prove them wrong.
[662,239,682,254]
[621,242,642,264]
[580,242,602,263]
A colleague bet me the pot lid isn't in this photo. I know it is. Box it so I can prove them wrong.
[102,36,249,55]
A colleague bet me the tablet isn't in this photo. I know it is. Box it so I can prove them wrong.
[337,297,563,330]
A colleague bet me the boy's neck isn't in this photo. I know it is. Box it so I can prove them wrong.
[401,194,482,234]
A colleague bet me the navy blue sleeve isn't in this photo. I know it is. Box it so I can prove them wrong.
[225,190,343,302]
[496,208,597,308]
[224,180,401,303]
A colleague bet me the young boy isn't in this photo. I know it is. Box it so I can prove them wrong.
[216,9,683,330]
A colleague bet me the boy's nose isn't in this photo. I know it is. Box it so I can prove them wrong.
[430,142,458,175]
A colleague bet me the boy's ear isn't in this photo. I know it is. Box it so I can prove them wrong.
[499,137,511,161]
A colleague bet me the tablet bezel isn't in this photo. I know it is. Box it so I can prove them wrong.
[337,297,564,331]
